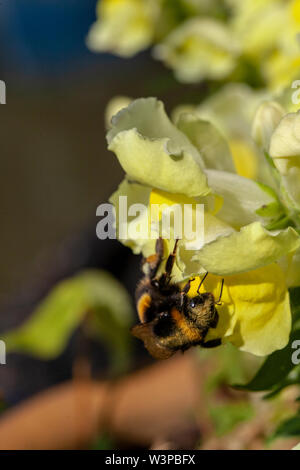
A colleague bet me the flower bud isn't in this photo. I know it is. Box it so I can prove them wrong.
[252,101,285,150]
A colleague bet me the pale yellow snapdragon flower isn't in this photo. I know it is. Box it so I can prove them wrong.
[87,0,159,57]
[107,97,300,355]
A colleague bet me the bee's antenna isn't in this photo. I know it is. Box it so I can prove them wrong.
[216,278,224,305]
[197,272,208,295]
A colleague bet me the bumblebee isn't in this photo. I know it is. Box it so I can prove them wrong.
[131,238,223,359]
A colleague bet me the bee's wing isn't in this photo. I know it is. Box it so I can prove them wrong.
[131,322,174,360]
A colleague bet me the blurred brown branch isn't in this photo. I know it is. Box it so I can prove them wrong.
[0,353,201,450]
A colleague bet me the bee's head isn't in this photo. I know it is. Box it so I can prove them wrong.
[186,292,217,326]
[150,279,160,290]
[188,292,214,308]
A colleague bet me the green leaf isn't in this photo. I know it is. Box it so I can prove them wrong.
[233,328,300,392]
[3,270,134,371]
[263,370,300,399]
[266,215,294,231]
[273,414,300,439]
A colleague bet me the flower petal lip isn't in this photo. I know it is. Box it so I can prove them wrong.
[105,95,132,129]
[193,221,300,276]
[107,98,210,197]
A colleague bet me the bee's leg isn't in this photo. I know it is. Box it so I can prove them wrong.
[180,277,195,306]
[142,237,164,279]
[160,238,179,285]
[201,338,222,348]
[182,277,195,294]
[156,236,164,259]
[215,278,224,306]
[210,309,219,329]
[165,238,179,279]
[197,272,208,295]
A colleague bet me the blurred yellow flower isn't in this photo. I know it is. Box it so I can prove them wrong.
[232,0,300,92]
[87,0,159,57]
[87,0,300,92]
[88,0,300,90]
[154,18,239,83]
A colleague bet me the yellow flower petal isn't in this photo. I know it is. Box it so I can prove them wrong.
[105,95,132,129]
[176,113,236,173]
[107,98,210,197]
[229,138,257,179]
[193,222,300,275]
